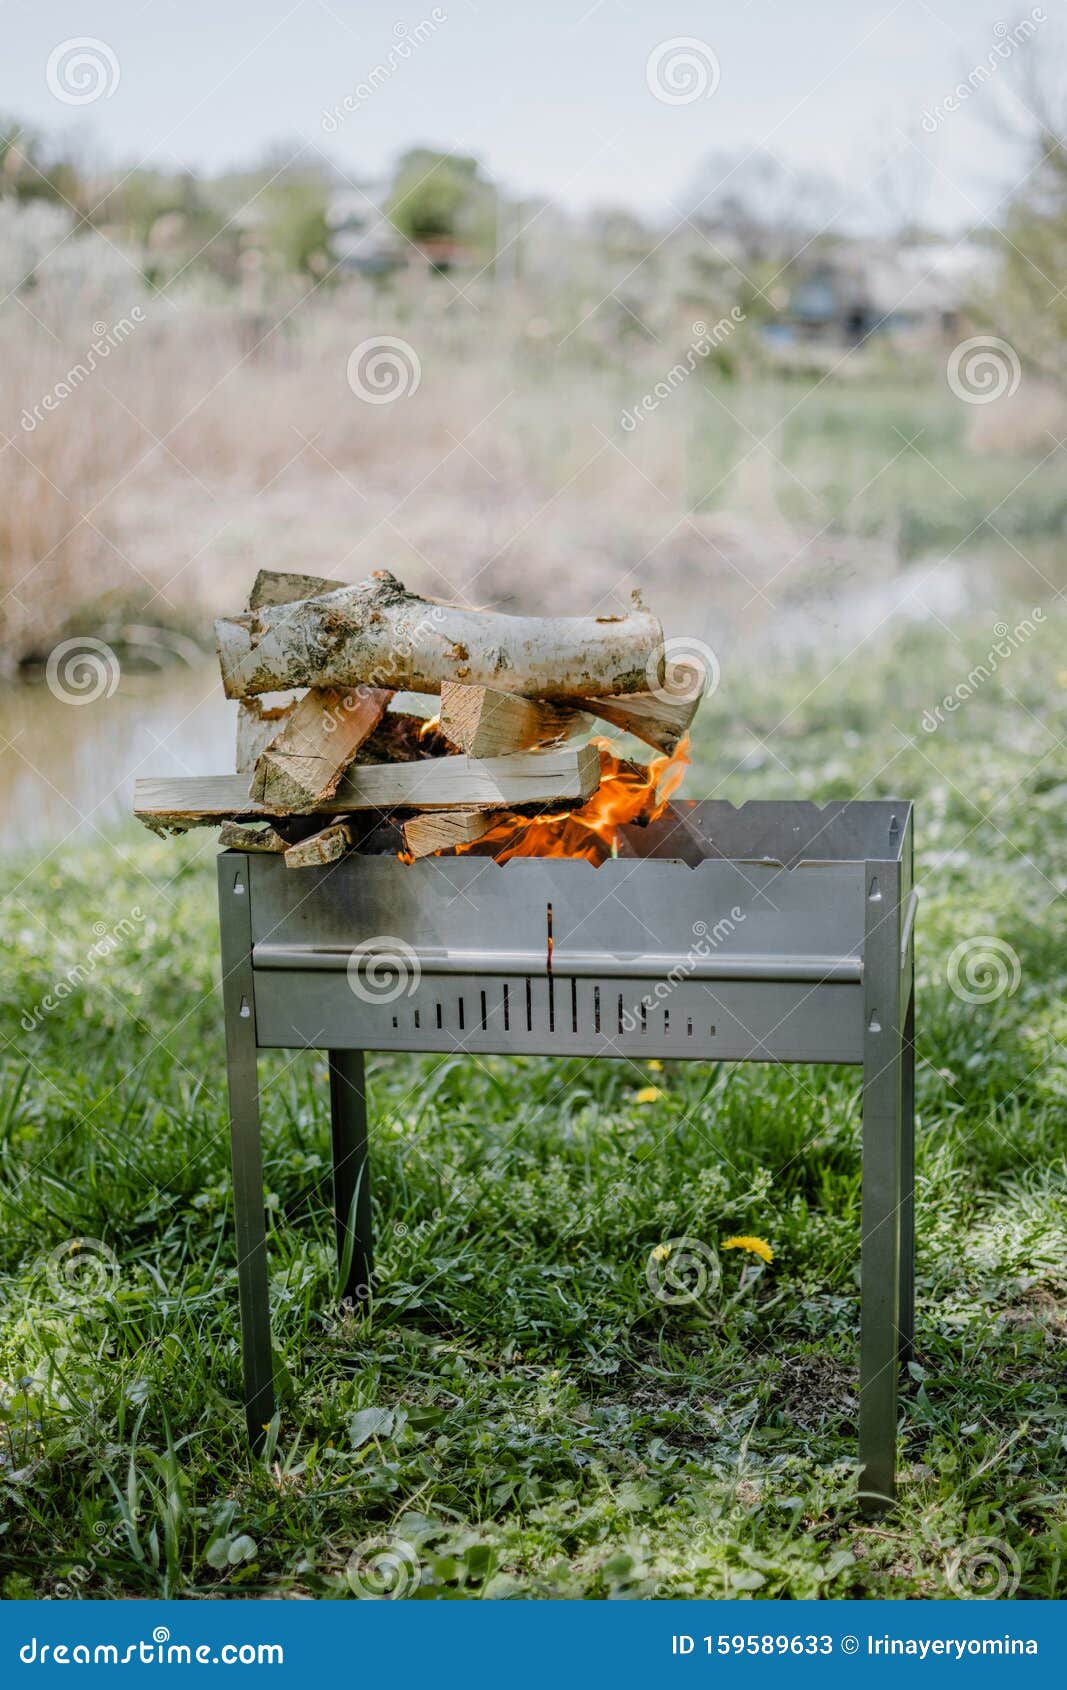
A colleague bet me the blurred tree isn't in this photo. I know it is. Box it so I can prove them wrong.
[387,149,495,264]
[986,123,1067,384]
[685,148,844,265]
[0,118,83,211]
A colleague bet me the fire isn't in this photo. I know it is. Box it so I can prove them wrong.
[451,734,691,864]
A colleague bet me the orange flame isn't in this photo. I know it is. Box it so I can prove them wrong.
[447,734,691,864]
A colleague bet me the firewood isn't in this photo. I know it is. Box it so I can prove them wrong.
[218,819,290,853]
[584,691,698,756]
[133,745,601,832]
[283,818,356,869]
[249,686,392,812]
[439,682,587,757]
[247,569,341,610]
[235,698,297,774]
[402,808,503,860]
[358,709,451,763]
[215,570,663,702]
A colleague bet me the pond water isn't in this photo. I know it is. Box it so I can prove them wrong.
[0,662,232,850]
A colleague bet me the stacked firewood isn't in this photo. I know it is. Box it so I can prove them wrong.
[133,570,701,867]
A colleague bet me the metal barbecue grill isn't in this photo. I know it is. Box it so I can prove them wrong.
[218,797,916,1509]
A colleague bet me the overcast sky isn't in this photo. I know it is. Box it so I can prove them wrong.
[0,0,1056,232]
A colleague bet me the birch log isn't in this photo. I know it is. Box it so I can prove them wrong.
[215,570,663,702]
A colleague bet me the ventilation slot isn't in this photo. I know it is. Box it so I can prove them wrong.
[571,978,579,1034]
[480,990,488,1032]
[525,978,533,1032]
[503,983,510,1031]
[594,986,601,1033]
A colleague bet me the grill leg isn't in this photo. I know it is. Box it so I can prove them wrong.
[898,985,916,1369]
[329,1050,373,1305]
[859,867,904,1513]
[218,855,275,1452]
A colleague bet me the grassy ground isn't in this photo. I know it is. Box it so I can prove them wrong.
[0,614,1065,1600]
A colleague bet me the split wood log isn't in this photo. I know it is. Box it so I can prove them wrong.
[235,698,297,774]
[247,569,341,610]
[216,570,662,702]
[283,818,355,869]
[218,819,290,853]
[585,691,698,756]
[134,744,601,832]
[439,682,587,757]
[249,685,392,812]
[402,808,504,860]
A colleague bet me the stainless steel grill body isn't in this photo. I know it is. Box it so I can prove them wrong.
[218,798,916,1509]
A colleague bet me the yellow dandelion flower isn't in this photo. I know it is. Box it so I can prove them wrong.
[634,1086,663,1104]
[650,1243,671,1262]
[647,1059,664,1072]
[721,1235,774,1264]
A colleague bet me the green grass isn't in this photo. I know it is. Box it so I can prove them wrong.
[1,614,1065,1600]
[681,371,1067,571]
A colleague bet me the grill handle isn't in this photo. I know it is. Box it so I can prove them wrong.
[251,943,862,985]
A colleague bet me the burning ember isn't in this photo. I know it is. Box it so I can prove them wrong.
[404,734,691,865]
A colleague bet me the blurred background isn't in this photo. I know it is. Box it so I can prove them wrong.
[0,0,1064,835]
[2,3,1067,1603]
